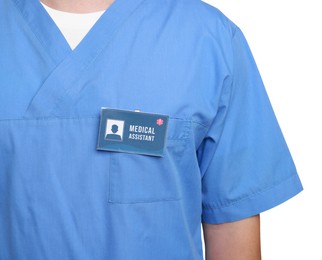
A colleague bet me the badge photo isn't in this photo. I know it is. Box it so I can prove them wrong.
[105,119,125,141]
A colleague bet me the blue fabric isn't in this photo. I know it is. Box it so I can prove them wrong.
[0,0,303,259]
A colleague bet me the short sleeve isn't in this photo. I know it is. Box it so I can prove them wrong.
[199,27,303,224]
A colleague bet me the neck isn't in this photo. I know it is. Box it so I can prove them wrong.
[40,0,114,13]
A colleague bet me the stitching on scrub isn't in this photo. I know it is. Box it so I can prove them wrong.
[202,173,299,211]
[191,120,208,129]
[0,116,205,127]
[167,119,191,141]
[182,120,191,139]
[168,118,208,139]
[0,116,99,123]
[108,197,182,205]
[169,116,208,129]
[108,153,115,203]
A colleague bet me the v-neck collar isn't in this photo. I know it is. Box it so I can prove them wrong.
[13,0,147,119]
[12,0,145,65]
[40,3,105,50]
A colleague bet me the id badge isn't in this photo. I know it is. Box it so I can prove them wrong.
[97,108,169,157]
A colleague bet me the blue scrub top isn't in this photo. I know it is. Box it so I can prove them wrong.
[0,0,303,259]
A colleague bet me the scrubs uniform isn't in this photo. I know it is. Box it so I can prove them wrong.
[0,0,303,259]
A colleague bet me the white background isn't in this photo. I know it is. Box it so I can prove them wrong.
[203,0,322,259]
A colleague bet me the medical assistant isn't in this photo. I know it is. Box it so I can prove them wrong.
[0,0,303,259]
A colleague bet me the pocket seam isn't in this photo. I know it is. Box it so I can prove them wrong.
[107,118,191,204]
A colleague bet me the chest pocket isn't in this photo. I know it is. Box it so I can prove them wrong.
[108,118,191,204]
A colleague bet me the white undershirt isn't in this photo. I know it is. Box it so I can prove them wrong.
[41,3,105,50]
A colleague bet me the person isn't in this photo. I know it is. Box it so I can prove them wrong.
[105,124,122,141]
[0,0,303,259]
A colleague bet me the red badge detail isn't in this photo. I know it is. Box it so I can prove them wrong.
[156,118,164,126]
